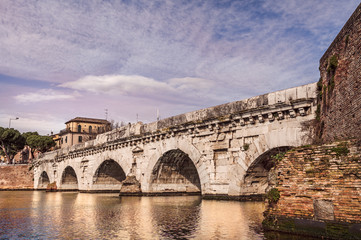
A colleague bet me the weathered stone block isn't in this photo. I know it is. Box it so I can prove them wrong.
[313,199,335,221]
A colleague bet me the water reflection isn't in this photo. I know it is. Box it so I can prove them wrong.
[198,200,265,239]
[0,191,313,239]
[149,196,202,239]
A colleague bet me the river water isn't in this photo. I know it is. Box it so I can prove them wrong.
[0,191,312,239]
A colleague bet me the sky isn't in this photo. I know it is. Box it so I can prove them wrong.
[0,0,360,135]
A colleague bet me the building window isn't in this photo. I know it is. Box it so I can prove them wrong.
[78,136,82,143]
[78,125,81,133]
[89,126,92,133]
[65,136,67,143]
[61,138,63,144]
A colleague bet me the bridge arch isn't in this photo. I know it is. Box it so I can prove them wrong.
[91,159,126,191]
[143,138,209,194]
[150,149,201,194]
[60,166,79,190]
[240,146,292,196]
[38,171,50,189]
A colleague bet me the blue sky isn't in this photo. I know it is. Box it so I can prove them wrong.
[0,0,360,134]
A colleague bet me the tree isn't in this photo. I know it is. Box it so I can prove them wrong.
[22,132,39,160]
[110,119,125,130]
[25,134,55,158]
[0,127,25,164]
[22,131,39,141]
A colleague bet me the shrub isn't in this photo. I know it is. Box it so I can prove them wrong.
[243,143,250,151]
[267,188,280,203]
[327,55,338,72]
[272,152,286,162]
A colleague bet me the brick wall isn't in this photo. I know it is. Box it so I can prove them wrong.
[263,5,361,238]
[263,141,361,239]
[0,165,34,190]
[318,3,361,142]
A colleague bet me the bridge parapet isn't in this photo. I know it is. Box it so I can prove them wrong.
[34,83,317,196]
[152,83,316,131]
[35,83,316,166]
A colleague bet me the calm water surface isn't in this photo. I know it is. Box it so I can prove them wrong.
[0,191,311,239]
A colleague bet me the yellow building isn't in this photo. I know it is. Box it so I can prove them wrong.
[51,133,61,149]
[58,117,111,148]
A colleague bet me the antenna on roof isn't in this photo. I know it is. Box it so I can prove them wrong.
[105,109,108,120]
[156,108,160,121]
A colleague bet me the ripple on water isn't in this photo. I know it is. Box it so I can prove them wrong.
[0,192,316,239]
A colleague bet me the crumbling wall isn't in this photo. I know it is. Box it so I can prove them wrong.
[0,165,34,190]
[318,3,361,142]
[263,141,361,239]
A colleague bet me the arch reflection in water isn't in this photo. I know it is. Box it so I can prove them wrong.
[29,192,79,238]
[0,192,269,239]
[198,200,265,239]
[149,196,202,239]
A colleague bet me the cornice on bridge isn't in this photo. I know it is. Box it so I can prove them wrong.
[35,83,317,166]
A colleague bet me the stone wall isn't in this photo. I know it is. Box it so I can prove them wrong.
[263,140,361,239]
[34,83,316,196]
[263,4,361,238]
[0,165,34,190]
[318,3,361,142]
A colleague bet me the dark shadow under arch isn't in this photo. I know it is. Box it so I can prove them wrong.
[61,166,78,190]
[38,171,50,189]
[150,149,201,193]
[241,146,292,195]
[93,160,126,186]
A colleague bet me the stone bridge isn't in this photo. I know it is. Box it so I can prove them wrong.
[34,83,316,198]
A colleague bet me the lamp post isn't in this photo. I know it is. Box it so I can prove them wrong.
[9,117,19,128]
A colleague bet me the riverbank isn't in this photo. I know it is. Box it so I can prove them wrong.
[0,165,34,190]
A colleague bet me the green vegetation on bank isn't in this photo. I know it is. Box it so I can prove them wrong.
[0,127,55,164]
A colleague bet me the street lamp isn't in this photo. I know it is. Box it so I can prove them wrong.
[9,117,19,128]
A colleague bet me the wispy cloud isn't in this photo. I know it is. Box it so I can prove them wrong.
[0,0,359,133]
[1,0,358,87]
[14,89,76,103]
[0,112,64,134]
[60,75,216,104]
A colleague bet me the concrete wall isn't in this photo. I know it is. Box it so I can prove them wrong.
[318,3,361,142]
[0,165,33,190]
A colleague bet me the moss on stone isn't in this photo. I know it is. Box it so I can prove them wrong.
[277,219,296,232]
[331,145,349,157]
[243,143,250,151]
[315,104,321,121]
[271,152,286,162]
[326,222,349,238]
